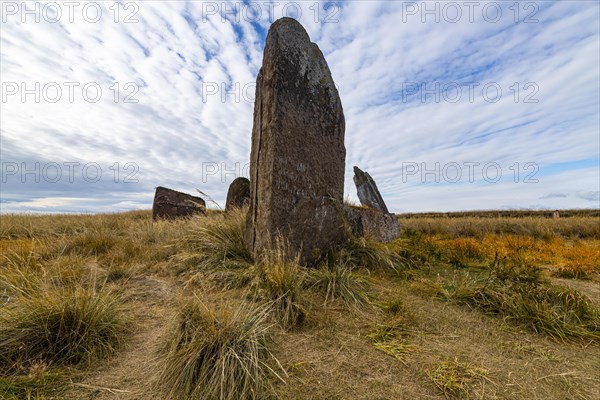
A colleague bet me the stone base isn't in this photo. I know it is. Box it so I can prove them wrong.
[247,196,349,266]
[343,205,401,243]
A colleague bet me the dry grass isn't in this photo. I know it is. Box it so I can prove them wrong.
[0,211,179,398]
[400,218,600,278]
[0,367,70,400]
[306,258,371,308]
[0,250,129,399]
[424,257,600,342]
[400,212,600,240]
[0,285,127,369]
[333,236,410,271]
[428,358,491,399]
[254,238,306,329]
[170,207,253,273]
[0,209,598,399]
[157,296,282,400]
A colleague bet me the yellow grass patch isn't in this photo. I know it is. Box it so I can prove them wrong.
[434,234,599,276]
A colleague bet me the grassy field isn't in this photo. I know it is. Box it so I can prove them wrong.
[0,209,598,399]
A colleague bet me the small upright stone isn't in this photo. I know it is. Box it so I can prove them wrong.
[353,166,389,213]
[347,167,400,243]
[245,18,347,264]
[553,210,560,219]
[225,177,250,211]
[152,186,206,220]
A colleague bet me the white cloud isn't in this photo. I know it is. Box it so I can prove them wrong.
[576,191,600,203]
[1,1,598,213]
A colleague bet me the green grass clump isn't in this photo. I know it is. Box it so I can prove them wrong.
[307,258,370,308]
[158,297,282,400]
[393,232,444,266]
[489,252,543,284]
[465,282,599,342]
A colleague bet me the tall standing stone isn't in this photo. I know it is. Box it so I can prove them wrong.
[245,18,347,264]
[225,177,250,211]
[353,166,389,213]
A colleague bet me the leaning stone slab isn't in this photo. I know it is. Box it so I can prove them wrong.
[245,17,347,264]
[152,186,206,220]
[225,177,251,211]
[353,166,389,214]
[343,205,401,243]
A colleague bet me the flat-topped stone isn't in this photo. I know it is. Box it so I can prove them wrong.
[152,186,206,220]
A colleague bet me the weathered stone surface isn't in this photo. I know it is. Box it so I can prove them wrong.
[245,17,347,264]
[343,206,401,243]
[152,186,206,220]
[353,166,389,214]
[348,167,399,242]
[225,177,250,211]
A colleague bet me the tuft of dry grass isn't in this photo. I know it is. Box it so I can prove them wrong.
[333,236,410,271]
[254,238,306,329]
[0,266,128,372]
[171,207,253,273]
[158,296,283,400]
[428,358,492,399]
[306,258,371,308]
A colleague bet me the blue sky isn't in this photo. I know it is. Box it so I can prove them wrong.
[1,0,599,213]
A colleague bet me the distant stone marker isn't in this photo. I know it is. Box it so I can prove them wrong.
[152,186,206,220]
[353,166,389,214]
[245,17,347,264]
[225,177,250,211]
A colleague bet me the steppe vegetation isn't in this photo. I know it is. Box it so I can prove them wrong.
[0,209,598,399]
